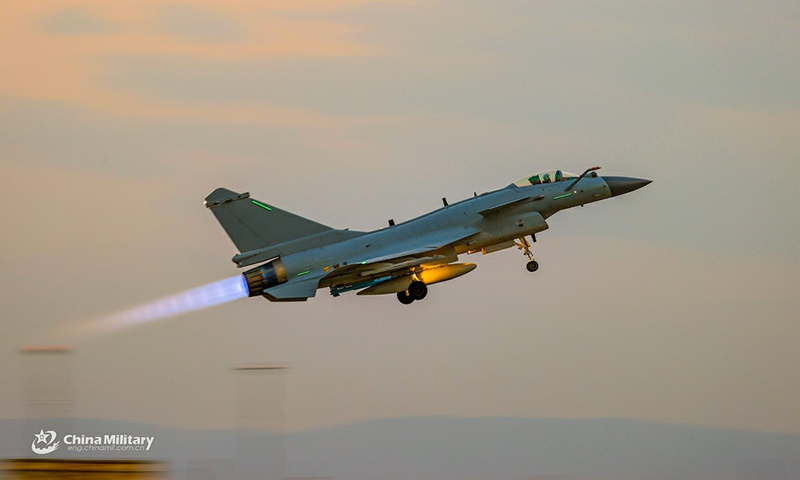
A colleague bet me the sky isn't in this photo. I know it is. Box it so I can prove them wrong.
[1,0,799,440]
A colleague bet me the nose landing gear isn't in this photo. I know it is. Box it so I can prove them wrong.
[516,236,539,273]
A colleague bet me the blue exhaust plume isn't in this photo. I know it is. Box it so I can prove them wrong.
[60,275,248,340]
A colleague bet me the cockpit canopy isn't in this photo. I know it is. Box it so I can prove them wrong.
[512,170,582,188]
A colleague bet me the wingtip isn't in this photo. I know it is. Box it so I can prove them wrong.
[204,188,250,207]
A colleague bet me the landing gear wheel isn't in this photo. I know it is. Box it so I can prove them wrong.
[408,281,428,300]
[397,291,415,304]
[517,236,539,273]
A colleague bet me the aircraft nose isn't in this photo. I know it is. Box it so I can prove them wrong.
[604,176,652,197]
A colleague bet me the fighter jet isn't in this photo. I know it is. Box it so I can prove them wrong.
[206,167,650,304]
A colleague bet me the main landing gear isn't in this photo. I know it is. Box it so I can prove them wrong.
[397,281,428,305]
[516,236,539,273]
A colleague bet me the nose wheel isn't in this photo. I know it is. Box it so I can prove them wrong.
[516,236,539,273]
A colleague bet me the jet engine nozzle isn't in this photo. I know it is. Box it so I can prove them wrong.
[243,259,288,297]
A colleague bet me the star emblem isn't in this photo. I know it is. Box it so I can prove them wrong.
[34,430,49,444]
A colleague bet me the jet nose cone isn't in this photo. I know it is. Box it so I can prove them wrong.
[604,176,652,197]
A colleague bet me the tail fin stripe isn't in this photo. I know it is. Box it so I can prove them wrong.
[251,200,272,211]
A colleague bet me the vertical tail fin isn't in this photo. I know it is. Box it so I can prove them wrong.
[205,188,332,253]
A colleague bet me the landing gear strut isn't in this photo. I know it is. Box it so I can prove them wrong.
[397,281,428,304]
[516,236,539,273]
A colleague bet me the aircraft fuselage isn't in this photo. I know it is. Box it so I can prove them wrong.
[207,170,650,303]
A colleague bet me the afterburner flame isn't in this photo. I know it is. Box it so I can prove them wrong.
[58,275,248,341]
